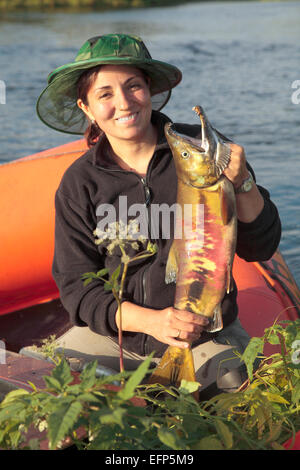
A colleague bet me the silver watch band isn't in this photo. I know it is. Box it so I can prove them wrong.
[235,172,254,194]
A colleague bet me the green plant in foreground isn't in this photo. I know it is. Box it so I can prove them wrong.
[1,221,299,449]
[0,319,299,450]
[81,219,157,372]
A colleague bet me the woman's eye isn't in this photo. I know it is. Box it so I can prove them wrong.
[98,92,112,100]
[101,94,110,99]
[129,82,141,90]
[181,151,190,159]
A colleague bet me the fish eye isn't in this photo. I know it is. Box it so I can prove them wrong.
[181,151,190,159]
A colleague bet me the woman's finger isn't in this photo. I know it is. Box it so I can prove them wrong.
[223,143,249,188]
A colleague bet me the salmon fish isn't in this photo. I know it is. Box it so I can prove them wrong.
[148,105,237,391]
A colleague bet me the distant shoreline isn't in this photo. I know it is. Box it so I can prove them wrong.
[1,0,188,12]
[0,0,294,13]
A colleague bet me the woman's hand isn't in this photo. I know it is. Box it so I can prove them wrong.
[144,306,209,348]
[117,302,209,349]
[223,143,249,190]
[223,143,265,223]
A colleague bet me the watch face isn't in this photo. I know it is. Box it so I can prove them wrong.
[243,180,253,192]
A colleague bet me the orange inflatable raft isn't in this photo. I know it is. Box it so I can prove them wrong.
[0,139,299,345]
[0,139,299,449]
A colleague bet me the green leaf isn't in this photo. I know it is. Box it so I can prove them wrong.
[241,336,264,380]
[96,268,109,278]
[99,407,126,428]
[262,392,290,405]
[157,428,183,450]
[79,360,98,389]
[81,272,98,279]
[0,388,29,405]
[118,355,153,401]
[291,381,300,404]
[288,362,300,370]
[48,400,83,450]
[43,375,63,392]
[0,402,27,424]
[104,281,113,291]
[27,381,38,392]
[77,392,100,403]
[196,435,224,450]
[51,359,73,389]
[111,265,121,282]
[178,379,199,395]
[81,272,99,286]
[215,420,233,449]
[8,429,22,449]
[147,241,157,254]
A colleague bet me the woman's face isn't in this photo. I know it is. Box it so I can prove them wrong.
[77,64,153,145]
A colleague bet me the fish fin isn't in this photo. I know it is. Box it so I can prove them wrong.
[206,304,223,333]
[165,243,178,284]
[148,346,198,398]
[215,142,231,177]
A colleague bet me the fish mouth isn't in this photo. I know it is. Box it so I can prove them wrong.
[165,107,232,179]
[165,122,205,152]
[193,105,232,177]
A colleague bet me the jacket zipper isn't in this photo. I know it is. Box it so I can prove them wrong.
[140,177,151,207]
[95,158,156,307]
[140,176,153,306]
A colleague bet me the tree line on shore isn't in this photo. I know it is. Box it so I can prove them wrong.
[0,0,183,10]
[0,0,290,12]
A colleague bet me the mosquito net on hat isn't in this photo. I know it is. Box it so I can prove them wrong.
[36,34,182,134]
[37,67,173,135]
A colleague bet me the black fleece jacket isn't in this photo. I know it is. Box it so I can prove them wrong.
[52,111,281,357]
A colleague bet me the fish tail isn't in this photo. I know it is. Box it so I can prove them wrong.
[148,345,197,392]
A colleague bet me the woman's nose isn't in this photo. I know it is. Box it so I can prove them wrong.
[116,88,132,110]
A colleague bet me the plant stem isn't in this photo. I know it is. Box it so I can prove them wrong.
[115,245,156,374]
[115,260,128,374]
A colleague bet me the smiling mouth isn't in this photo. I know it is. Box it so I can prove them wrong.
[116,112,138,123]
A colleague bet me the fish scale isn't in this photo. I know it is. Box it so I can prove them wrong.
[148,105,237,393]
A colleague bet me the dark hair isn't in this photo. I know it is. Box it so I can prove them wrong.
[77,65,103,147]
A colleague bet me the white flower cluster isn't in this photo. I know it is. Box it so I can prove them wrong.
[93,219,148,255]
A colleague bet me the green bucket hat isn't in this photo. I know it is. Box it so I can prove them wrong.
[36,33,182,135]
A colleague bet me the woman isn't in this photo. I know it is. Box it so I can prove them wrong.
[37,34,281,398]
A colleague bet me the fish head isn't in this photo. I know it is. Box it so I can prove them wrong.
[165,105,231,188]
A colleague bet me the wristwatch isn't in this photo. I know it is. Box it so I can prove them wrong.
[235,172,254,194]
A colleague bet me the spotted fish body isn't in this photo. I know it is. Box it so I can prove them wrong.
[149,105,237,390]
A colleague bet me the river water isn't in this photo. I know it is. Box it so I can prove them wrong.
[0,1,300,284]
